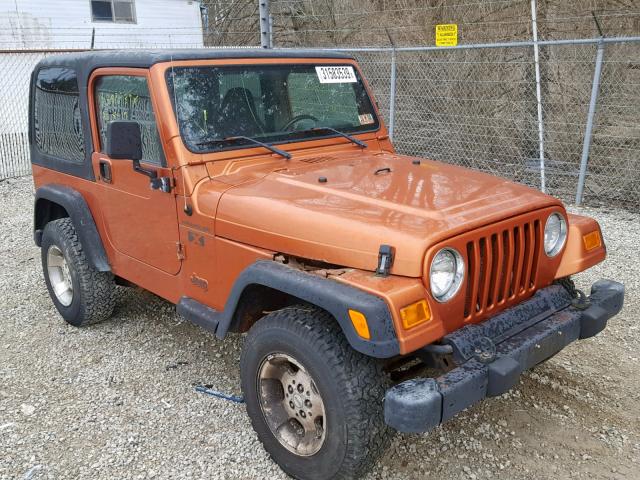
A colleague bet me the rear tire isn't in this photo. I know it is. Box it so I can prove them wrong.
[240,306,391,480]
[41,218,115,326]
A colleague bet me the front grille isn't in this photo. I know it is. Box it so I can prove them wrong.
[463,219,542,319]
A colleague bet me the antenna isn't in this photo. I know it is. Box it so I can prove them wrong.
[168,40,190,215]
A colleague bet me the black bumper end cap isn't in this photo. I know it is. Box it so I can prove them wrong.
[579,280,624,340]
[384,378,442,433]
[487,356,522,397]
[579,305,609,339]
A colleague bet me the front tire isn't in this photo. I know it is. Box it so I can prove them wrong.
[41,218,115,326]
[240,306,391,480]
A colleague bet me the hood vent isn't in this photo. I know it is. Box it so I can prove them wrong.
[300,156,334,164]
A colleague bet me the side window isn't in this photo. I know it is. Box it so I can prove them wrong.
[34,67,84,163]
[287,72,361,128]
[95,75,165,165]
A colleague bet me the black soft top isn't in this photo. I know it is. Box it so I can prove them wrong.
[35,48,353,73]
[30,49,354,181]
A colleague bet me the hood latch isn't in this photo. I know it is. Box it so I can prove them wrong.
[376,244,395,277]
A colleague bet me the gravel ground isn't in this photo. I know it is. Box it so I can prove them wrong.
[1,175,639,480]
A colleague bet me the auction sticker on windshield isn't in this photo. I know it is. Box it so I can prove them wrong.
[316,66,357,83]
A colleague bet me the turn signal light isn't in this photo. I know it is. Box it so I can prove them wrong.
[400,300,431,330]
[583,230,602,251]
[348,310,371,340]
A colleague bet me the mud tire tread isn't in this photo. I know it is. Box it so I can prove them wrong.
[241,305,392,479]
[41,218,115,326]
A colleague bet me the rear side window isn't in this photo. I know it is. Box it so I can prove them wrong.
[33,67,84,163]
[95,75,165,165]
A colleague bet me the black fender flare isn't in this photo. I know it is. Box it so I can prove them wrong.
[215,260,400,358]
[34,184,110,272]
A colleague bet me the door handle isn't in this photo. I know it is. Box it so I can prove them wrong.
[99,160,112,183]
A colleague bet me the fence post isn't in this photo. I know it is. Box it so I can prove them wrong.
[576,39,605,205]
[530,0,546,193]
[388,48,397,141]
[259,0,272,49]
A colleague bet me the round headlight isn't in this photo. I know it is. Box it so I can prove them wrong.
[430,248,464,302]
[544,213,567,257]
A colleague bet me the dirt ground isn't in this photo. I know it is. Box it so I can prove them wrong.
[1,175,639,480]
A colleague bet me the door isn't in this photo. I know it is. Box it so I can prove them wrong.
[90,70,181,275]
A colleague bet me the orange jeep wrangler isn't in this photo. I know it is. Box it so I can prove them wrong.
[30,50,624,479]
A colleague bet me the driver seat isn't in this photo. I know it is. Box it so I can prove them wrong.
[218,87,263,137]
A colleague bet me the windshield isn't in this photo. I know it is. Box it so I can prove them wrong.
[166,63,379,153]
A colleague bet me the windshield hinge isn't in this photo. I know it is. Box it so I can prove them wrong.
[151,176,173,193]
[176,242,186,261]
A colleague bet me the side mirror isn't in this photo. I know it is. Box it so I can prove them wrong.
[106,120,143,161]
[103,120,171,192]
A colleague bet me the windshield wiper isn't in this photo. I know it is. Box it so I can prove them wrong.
[196,135,291,159]
[298,126,367,149]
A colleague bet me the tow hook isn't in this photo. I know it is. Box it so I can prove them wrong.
[473,337,497,364]
[556,277,591,310]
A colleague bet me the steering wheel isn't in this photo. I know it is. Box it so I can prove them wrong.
[282,114,319,131]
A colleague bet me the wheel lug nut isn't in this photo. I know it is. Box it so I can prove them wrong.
[300,410,306,418]
[297,384,304,393]
[304,399,312,408]
[288,385,294,394]
[289,401,294,409]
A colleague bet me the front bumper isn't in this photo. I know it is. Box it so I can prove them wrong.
[384,279,624,433]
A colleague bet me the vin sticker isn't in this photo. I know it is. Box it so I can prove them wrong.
[358,113,374,125]
[315,66,357,83]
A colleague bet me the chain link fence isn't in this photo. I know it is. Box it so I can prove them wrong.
[588,41,640,206]
[0,51,50,179]
[1,0,639,209]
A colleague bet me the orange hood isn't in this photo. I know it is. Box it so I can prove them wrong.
[214,151,562,277]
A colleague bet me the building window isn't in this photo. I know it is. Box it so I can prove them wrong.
[91,0,136,23]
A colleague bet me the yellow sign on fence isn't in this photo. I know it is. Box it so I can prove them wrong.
[435,24,458,47]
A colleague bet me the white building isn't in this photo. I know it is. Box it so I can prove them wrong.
[1,0,205,49]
